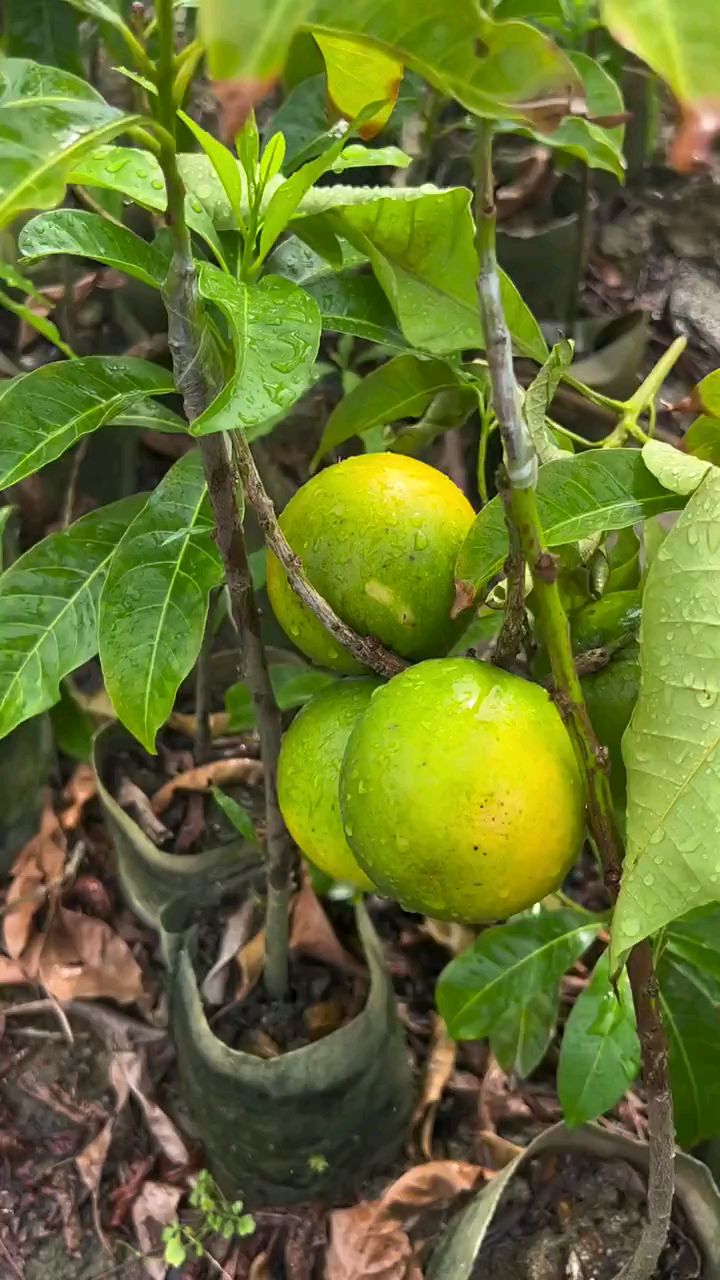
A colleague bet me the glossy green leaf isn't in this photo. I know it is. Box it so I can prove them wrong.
[193,264,321,438]
[225,664,336,730]
[211,788,260,845]
[265,74,330,170]
[523,339,574,464]
[5,0,83,75]
[0,56,138,228]
[0,495,143,739]
[67,147,234,267]
[199,0,314,82]
[0,356,178,490]
[456,449,684,604]
[641,439,713,497]
[269,237,406,348]
[612,470,720,962]
[695,370,720,418]
[685,416,720,466]
[304,186,546,360]
[19,210,171,289]
[436,910,601,1075]
[558,951,640,1127]
[390,386,478,457]
[602,0,720,152]
[257,131,350,265]
[659,921,720,1146]
[503,52,625,179]
[313,355,462,465]
[0,284,74,360]
[332,144,410,172]
[99,453,223,753]
[306,3,580,127]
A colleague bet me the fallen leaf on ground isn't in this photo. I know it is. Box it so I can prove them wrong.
[174,791,206,853]
[249,1253,272,1280]
[235,926,266,1002]
[19,907,144,1003]
[202,901,257,1005]
[152,758,263,814]
[325,1202,420,1280]
[380,1160,487,1219]
[410,1016,457,1160]
[290,877,366,976]
[132,1180,183,1280]
[108,1155,156,1229]
[169,709,230,739]
[421,918,476,954]
[4,799,66,957]
[61,764,97,831]
[114,1051,190,1165]
[76,1057,132,1250]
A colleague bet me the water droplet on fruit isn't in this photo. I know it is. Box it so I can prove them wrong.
[414,530,428,550]
[396,834,409,852]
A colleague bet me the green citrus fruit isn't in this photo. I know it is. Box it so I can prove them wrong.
[570,589,641,653]
[339,657,585,922]
[277,677,381,889]
[266,454,475,673]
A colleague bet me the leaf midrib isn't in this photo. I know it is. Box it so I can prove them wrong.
[451,922,600,1022]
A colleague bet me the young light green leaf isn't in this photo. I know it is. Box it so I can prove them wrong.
[685,417,720,466]
[225,664,336,730]
[612,470,720,962]
[211,787,260,845]
[257,129,351,265]
[306,4,580,128]
[178,109,248,231]
[99,453,223,753]
[641,439,713,496]
[456,449,684,605]
[19,209,171,289]
[259,132,286,186]
[193,264,321,438]
[659,924,720,1146]
[602,0,720,170]
[0,495,144,738]
[5,0,83,75]
[0,356,178,490]
[315,31,402,139]
[269,237,406,349]
[0,56,139,228]
[523,338,574,464]
[695,370,720,418]
[332,144,410,172]
[303,185,547,361]
[312,355,462,466]
[436,910,601,1072]
[558,951,640,1127]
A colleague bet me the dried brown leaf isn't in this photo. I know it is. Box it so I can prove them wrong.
[476,1128,523,1169]
[132,1180,183,1280]
[235,926,266,1002]
[380,1160,487,1219]
[325,1203,417,1280]
[4,799,66,958]
[29,908,144,1004]
[152,757,263,814]
[117,778,172,846]
[202,901,257,1005]
[290,877,366,976]
[213,78,276,139]
[421,918,476,954]
[108,1155,156,1229]
[411,1016,456,1160]
[113,1051,190,1165]
[670,101,720,174]
[61,764,97,832]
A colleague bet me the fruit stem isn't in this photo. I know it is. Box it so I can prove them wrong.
[473,118,674,1280]
[154,0,293,1003]
[229,434,408,678]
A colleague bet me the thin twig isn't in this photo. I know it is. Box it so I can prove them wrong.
[194,588,219,763]
[230,434,407,678]
[0,840,86,920]
[473,119,674,1280]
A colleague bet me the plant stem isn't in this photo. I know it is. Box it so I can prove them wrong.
[493,479,527,670]
[153,0,293,1001]
[194,590,218,764]
[474,119,674,1280]
[229,435,407,678]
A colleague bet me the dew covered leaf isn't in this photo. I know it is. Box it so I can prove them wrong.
[192,264,321,438]
[456,449,684,605]
[436,909,602,1075]
[99,453,223,753]
[659,910,720,1146]
[612,470,720,963]
[19,209,171,288]
[0,356,178,489]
